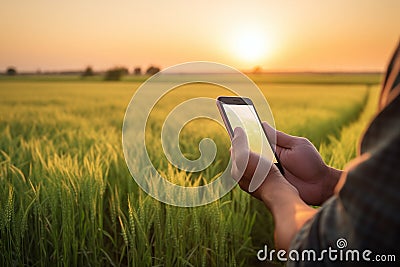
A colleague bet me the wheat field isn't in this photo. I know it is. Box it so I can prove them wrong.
[0,75,380,266]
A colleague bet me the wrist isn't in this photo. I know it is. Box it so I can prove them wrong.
[260,180,300,212]
[321,166,342,202]
[261,184,316,251]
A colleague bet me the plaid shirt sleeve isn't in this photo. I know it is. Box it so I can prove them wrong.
[288,42,400,266]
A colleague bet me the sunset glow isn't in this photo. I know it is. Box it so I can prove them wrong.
[0,0,399,72]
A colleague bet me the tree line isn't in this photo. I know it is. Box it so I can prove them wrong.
[83,66,161,81]
[3,65,161,81]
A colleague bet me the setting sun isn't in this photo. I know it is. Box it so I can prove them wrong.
[233,29,270,63]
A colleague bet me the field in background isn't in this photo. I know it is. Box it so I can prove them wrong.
[0,72,382,85]
[0,74,381,266]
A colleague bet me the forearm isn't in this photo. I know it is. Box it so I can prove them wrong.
[262,187,317,251]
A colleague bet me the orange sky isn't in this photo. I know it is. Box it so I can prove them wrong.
[1,0,399,72]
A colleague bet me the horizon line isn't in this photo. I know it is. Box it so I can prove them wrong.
[0,69,385,75]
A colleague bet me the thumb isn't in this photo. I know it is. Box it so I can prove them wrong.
[232,127,249,151]
[276,130,297,148]
[262,122,296,151]
[261,122,277,146]
[231,127,250,181]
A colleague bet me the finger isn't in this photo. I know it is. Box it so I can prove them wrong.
[262,122,284,156]
[248,155,270,192]
[232,127,248,150]
[231,127,250,181]
[261,122,277,146]
[276,130,297,148]
[239,153,282,199]
[237,151,259,191]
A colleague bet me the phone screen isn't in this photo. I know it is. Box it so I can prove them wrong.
[221,103,278,164]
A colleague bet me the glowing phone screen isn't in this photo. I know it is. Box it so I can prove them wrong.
[222,103,277,163]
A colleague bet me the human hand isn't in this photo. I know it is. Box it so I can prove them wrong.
[263,123,341,205]
[230,127,298,203]
[231,127,318,250]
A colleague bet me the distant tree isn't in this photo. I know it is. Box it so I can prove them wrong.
[104,67,129,81]
[122,67,129,75]
[82,66,94,77]
[6,67,17,76]
[252,66,262,74]
[146,66,160,75]
[134,67,141,75]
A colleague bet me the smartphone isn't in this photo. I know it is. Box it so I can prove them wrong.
[216,96,284,175]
